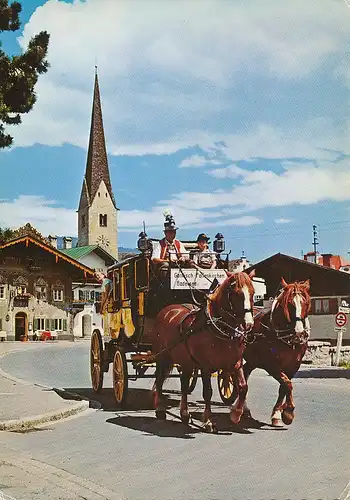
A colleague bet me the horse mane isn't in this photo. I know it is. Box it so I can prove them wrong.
[277,281,311,322]
[209,272,254,303]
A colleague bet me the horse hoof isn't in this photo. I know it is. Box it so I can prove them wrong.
[203,421,218,434]
[155,410,166,420]
[230,410,243,425]
[282,408,294,426]
[271,418,284,427]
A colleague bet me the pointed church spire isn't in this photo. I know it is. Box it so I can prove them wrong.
[79,70,116,209]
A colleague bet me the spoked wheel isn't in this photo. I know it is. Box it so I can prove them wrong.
[217,370,236,405]
[113,347,128,407]
[187,367,199,394]
[90,330,104,393]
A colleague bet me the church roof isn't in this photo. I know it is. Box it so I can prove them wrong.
[79,71,117,210]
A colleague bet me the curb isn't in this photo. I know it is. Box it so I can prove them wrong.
[296,366,350,379]
[0,400,90,432]
[0,348,93,432]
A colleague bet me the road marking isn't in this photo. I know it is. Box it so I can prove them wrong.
[340,479,350,500]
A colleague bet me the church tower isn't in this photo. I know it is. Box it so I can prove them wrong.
[78,70,118,259]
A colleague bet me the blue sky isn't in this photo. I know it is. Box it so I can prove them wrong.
[0,0,350,263]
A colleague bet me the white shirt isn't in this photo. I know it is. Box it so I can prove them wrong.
[192,249,217,269]
[152,239,188,262]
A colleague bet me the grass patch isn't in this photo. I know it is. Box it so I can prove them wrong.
[339,360,350,369]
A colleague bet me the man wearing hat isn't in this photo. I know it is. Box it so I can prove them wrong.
[191,233,217,269]
[152,214,188,273]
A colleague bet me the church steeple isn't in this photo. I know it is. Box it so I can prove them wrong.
[77,70,118,259]
[79,69,116,210]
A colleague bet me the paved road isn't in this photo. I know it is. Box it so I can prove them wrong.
[0,343,349,500]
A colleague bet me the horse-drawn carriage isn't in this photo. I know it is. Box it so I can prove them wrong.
[90,230,311,430]
[90,231,235,406]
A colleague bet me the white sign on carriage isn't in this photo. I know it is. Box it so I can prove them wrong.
[170,269,266,302]
[170,269,227,290]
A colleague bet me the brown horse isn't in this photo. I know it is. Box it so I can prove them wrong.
[152,271,255,432]
[241,277,311,427]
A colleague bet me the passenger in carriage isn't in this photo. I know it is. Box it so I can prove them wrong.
[152,214,189,278]
[94,271,112,314]
[191,233,217,269]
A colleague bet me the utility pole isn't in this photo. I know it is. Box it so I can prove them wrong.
[312,225,319,263]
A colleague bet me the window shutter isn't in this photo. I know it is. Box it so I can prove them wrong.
[63,319,67,331]
[329,298,338,314]
[0,318,2,330]
[45,319,50,331]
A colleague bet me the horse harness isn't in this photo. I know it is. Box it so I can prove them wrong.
[253,302,310,347]
[153,299,248,365]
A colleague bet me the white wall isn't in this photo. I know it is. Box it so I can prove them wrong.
[73,304,103,338]
[79,253,108,274]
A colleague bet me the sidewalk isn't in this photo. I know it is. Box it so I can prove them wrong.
[0,343,90,432]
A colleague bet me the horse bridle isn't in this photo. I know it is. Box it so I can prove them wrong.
[204,281,253,341]
[269,294,310,345]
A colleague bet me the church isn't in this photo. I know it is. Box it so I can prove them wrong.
[76,70,119,260]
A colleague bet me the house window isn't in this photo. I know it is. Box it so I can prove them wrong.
[34,318,45,331]
[0,318,2,330]
[99,214,107,227]
[53,289,64,302]
[15,286,27,296]
[0,286,5,300]
[54,318,63,330]
[312,298,337,315]
[35,279,48,300]
[105,193,108,198]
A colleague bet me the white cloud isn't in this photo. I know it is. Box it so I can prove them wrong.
[179,155,223,168]
[0,196,76,236]
[164,161,350,211]
[8,0,349,156]
[275,218,292,224]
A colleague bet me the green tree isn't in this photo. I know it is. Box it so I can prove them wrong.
[0,1,50,148]
[0,226,15,244]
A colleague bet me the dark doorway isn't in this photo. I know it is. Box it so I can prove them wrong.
[15,312,27,341]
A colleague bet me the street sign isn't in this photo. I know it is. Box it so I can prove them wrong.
[335,312,347,327]
[338,306,350,314]
[334,327,347,332]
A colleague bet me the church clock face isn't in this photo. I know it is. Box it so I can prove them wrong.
[96,235,110,248]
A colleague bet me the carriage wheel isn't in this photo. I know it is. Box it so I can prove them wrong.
[187,367,199,394]
[113,348,128,406]
[90,330,104,393]
[217,370,236,405]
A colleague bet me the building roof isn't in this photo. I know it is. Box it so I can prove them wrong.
[246,252,350,297]
[0,235,97,280]
[61,244,116,265]
[78,71,117,210]
[247,252,350,277]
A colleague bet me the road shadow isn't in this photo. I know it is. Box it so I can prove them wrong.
[106,414,200,439]
[188,410,271,435]
[54,387,186,412]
